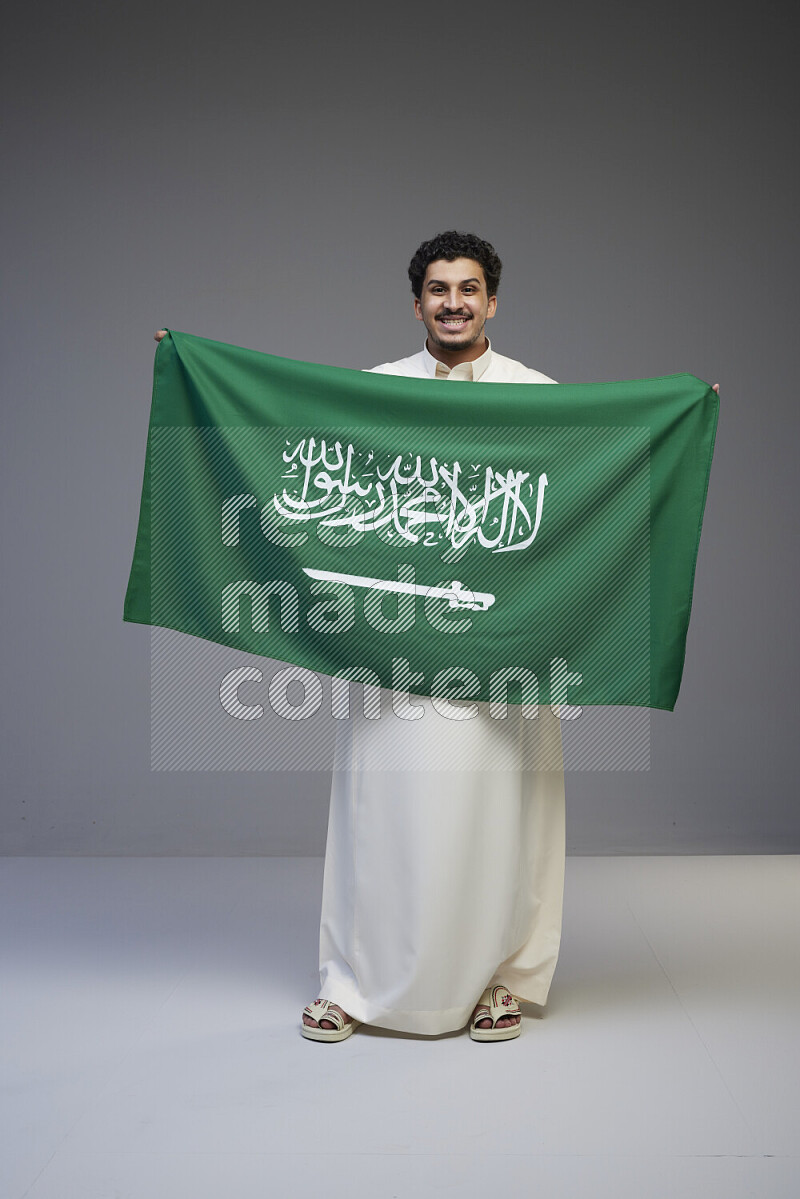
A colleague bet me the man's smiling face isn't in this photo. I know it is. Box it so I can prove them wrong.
[414,256,497,361]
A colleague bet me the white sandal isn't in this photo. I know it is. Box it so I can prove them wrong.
[469,985,522,1042]
[301,999,360,1042]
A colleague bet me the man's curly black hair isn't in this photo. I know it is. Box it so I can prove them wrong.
[408,231,503,300]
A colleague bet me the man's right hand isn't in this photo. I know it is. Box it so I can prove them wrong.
[154,330,168,342]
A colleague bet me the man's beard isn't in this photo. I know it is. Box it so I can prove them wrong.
[427,316,485,350]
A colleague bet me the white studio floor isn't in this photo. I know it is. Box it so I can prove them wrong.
[1,855,798,1199]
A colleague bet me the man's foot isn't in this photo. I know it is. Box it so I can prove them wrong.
[471,1002,521,1030]
[302,1000,352,1031]
[469,985,522,1041]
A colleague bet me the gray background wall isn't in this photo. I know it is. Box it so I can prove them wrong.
[2,1,797,854]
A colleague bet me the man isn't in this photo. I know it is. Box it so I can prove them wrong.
[299,231,567,1043]
[155,233,718,1043]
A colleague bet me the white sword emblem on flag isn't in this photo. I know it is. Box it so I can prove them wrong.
[302,568,496,611]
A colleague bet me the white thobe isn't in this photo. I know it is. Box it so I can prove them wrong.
[317,339,567,1034]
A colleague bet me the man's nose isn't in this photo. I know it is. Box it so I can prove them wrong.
[444,290,463,310]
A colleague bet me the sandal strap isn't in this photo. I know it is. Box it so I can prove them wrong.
[471,985,521,1028]
[303,998,345,1030]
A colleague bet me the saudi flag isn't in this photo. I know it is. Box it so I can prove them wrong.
[123,330,718,711]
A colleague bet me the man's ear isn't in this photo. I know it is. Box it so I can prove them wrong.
[487,295,498,319]
[414,298,423,321]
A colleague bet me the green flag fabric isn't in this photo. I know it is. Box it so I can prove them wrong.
[123,330,718,711]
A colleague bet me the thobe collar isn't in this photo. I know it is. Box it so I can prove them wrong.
[422,338,493,381]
